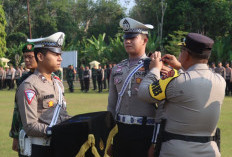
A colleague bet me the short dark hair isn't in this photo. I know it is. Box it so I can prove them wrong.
[182,47,211,60]
[140,34,148,40]
[34,48,49,62]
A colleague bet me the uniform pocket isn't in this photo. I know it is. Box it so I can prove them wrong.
[43,99,56,109]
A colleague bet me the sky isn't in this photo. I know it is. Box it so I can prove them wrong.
[119,0,135,14]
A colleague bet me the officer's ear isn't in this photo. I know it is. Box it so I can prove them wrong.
[141,34,148,45]
[144,37,148,44]
[37,52,45,62]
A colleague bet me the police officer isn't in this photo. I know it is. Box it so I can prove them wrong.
[15,66,22,87]
[91,65,98,90]
[78,65,85,92]
[0,66,4,89]
[17,32,70,157]
[83,66,91,92]
[3,66,8,88]
[66,65,75,92]
[215,61,226,79]
[138,33,226,157]
[210,62,216,72]
[103,65,107,89]
[9,43,38,156]
[6,64,15,90]
[107,17,157,157]
[97,65,104,93]
[106,64,112,89]
[225,62,232,96]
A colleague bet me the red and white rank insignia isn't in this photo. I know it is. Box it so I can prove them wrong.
[53,75,61,81]
[24,89,36,105]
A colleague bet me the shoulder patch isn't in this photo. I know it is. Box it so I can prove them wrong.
[24,89,36,105]
[149,69,179,101]
[53,75,61,81]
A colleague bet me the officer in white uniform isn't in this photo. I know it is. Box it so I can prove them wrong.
[107,17,159,157]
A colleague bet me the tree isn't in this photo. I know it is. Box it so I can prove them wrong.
[146,32,160,53]
[5,43,24,66]
[86,0,125,43]
[0,4,7,57]
[6,32,27,48]
[107,32,127,63]
[87,33,107,62]
[164,0,232,39]
[210,35,232,64]
[3,0,29,37]
[164,30,188,56]
[130,0,167,50]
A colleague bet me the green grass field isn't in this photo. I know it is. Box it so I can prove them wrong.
[0,87,231,157]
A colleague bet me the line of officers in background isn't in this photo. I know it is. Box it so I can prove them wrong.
[1,61,232,95]
[65,63,116,93]
[210,61,232,96]
[0,65,30,90]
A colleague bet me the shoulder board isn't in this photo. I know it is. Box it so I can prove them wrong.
[149,69,180,101]
[24,74,36,83]
[120,59,128,63]
[118,59,128,64]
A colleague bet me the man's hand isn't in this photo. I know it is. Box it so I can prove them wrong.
[12,138,19,152]
[162,54,182,70]
[161,65,172,76]
[149,51,163,71]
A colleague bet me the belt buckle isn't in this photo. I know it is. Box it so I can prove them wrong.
[130,117,135,124]
[43,139,50,146]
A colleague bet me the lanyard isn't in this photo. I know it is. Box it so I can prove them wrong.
[115,60,144,116]
[49,79,63,127]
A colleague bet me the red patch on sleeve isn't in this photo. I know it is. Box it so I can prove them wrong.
[24,89,36,105]
[54,76,61,81]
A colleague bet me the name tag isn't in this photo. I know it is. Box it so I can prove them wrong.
[44,94,55,99]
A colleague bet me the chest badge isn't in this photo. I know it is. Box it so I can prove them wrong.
[116,66,122,72]
[136,78,142,84]
[139,67,145,71]
[48,101,54,107]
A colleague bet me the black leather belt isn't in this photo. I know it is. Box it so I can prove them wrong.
[163,131,215,143]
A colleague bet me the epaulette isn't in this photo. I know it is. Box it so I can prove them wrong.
[24,74,37,84]
[116,59,128,67]
[143,58,151,72]
[119,59,128,64]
